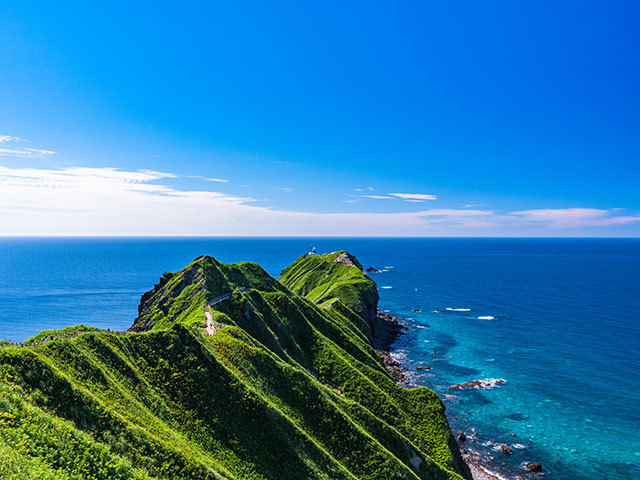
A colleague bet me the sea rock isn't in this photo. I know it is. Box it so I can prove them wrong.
[412,308,421,312]
[365,267,380,273]
[525,462,543,472]
[457,431,466,442]
[448,378,506,390]
[416,365,431,371]
[500,444,512,454]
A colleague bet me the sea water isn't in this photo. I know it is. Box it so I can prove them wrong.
[1,238,638,479]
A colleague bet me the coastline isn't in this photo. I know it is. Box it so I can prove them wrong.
[373,310,514,480]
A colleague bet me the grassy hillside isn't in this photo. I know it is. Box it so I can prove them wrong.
[279,251,381,335]
[0,253,470,480]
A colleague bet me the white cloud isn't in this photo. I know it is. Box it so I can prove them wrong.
[389,193,437,200]
[354,187,374,192]
[510,208,640,228]
[361,195,394,199]
[205,178,229,183]
[0,135,24,143]
[275,187,293,192]
[0,164,503,236]
[0,135,56,158]
[420,209,494,217]
[25,148,56,155]
[0,163,637,236]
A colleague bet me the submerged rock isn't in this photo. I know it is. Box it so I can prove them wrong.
[416,365,431,371]
[448,378,506,390]
[458,431,467,442]
[499,444,512,454]
[525,462,543,472]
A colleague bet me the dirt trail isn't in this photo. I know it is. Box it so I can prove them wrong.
[202,288,248,336]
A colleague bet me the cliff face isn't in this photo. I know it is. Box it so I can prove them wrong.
[0,252,470,480]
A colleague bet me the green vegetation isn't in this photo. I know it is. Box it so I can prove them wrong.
[279,251,380,334]
[0,252,470,480]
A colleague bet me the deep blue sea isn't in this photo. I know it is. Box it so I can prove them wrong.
[1,238,639,479]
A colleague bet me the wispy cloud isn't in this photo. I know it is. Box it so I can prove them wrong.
[510,208,640,228]
[0,135,56,158]
[389,193,437,201]
[275,187,293,192]
[205,178,229,183]
[354,187,374,192]
[0,135,24,143]
[361,195,394,199]
[0,163,637,236]
[0,164,496,235]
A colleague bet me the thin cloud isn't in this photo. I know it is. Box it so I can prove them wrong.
[510,208,640,228]
[274,187,293,192]
[0,163,637,236]
[0,164,497,236]
[0,135,24,143]
[361,195,394,199]
[205,178,229,183]
[0,135,56,158]
[354,187,375,192]
[389,193,437,200]
[25,148,56,155]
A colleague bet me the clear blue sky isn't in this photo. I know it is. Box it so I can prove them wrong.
[1,1,638,236]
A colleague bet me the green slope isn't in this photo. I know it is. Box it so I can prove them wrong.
[279,251,380,335]
[0,252,470,480]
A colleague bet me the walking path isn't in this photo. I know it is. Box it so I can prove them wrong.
[202,287,248,336]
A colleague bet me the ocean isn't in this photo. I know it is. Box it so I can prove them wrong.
[1,237,638,479]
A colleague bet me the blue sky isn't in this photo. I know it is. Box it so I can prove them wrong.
[0,1,638,236]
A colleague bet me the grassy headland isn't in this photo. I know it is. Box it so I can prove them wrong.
[0,251,470,480]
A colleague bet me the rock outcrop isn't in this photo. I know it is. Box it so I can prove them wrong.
[448,379,506,390]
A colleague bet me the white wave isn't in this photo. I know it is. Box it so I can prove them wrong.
[477,316,495,320]
[512,443,526,449]
[380,286,393,289]
[479,465,511,480]
[384,266,394,269]
[445,307,470,312]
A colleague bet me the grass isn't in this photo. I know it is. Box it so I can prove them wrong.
[0,252,470,480]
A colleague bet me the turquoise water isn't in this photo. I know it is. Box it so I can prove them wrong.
[1,238,639,479]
